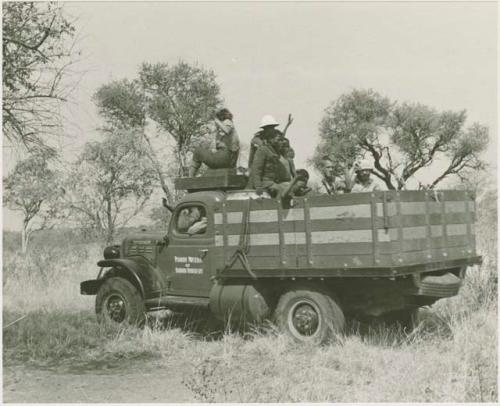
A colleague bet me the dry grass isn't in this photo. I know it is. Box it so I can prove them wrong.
[3,212,497,402]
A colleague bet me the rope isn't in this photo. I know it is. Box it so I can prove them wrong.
[220,198,257,279]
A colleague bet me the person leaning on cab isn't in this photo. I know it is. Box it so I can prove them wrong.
[351,159,384,193]
[250,127,292,198]
[189,108,240,177]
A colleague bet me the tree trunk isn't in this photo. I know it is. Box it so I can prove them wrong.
[106,197,114,245]
[21,219,30,254]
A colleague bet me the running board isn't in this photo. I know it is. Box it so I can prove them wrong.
[145,295,210,311]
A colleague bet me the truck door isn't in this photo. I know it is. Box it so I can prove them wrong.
[159,202,214,297]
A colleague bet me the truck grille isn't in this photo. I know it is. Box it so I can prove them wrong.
[127,241,155,261]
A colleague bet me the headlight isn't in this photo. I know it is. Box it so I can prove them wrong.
[104,245,120,259]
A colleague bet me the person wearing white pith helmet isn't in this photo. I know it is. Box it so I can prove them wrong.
[247,114,294,169]
[351,158,383,193]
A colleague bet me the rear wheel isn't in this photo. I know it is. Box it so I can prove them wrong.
[274,287,345,344]
[96,277,145,326]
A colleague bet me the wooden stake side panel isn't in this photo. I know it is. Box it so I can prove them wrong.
[214,191,477,275]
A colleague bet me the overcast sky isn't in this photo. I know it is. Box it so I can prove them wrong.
[3,1,498,230]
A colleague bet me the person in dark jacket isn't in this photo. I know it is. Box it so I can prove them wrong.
[251,128,291,198]
[248,114,294,169]
[189,108,240,177]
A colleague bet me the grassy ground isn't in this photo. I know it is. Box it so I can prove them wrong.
[3,233,498,402]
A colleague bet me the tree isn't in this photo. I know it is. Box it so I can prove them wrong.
[64,129,156,244]
[313,89,489,190]
[2,2,77,153]
[93,61,223,204]
[3,151,62,253]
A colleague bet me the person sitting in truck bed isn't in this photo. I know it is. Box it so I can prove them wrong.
[251,127,292,198]
[277,135,296,180]
[320,157,346,194]
[351,159,383,193]
[189,108,240,177]
[248,114,294,170]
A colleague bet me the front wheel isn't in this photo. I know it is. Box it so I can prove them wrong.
[274,287,345,344]
[96,277,145,326]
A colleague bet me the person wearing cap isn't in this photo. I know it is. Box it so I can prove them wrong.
[251,128,291,198]
[247,114,294,169]
[351,159,383,193]
[189,108,240,177]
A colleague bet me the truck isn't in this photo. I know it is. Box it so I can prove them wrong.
[81,170,481,343]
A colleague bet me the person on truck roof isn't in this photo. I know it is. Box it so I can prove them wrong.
[248,114,294,169]
[251,127,292,198]
[351,159,383,193]
[189,108,240,177]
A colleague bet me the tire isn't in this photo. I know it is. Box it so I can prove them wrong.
[274,287,345,344]
[96,277,146,326]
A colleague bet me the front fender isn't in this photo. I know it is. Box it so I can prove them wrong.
[81,258,164,298]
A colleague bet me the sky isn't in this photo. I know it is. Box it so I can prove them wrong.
[3,1,498,230]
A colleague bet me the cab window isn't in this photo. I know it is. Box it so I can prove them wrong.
[175,205,208,235]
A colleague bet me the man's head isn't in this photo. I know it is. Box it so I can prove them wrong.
[321,156,335,180]
[264,128,282,151]
[277,136,291,156]
[355,159,372,184]
[293,169,311,196]
[216,108,233,121]
[189,207,201,221]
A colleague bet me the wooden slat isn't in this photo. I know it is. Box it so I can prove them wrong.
[298,242,374,256]
[276,199,286,267]
[303,197,313,266]
[297,254,382,269]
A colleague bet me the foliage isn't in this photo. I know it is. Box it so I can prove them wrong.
[313,89,489,190]
[2,2,78,153]
[139,61,222,176]
[3,151,63,252]
[63,129,156,243]
[93,61,223,204]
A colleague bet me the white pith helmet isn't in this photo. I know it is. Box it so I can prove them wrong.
[259,115,279,128]
[355,158,372,172]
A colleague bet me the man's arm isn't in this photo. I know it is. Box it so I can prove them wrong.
[282,113,294,137]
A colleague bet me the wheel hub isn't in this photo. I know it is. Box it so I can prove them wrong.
[291,302,320,336]
[106,294,126,322]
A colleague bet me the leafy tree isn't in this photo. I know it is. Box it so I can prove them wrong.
[2,2,78,153]
[94,61,222,204]
[313,89,489,190]
[64,129,156,244]
[3,151,62,253]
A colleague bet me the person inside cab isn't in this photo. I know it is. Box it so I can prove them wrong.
[177,207,208,235]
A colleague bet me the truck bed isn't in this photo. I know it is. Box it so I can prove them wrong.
[214,190,480,278]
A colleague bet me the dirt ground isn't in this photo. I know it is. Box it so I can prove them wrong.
[3,359,196,403]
